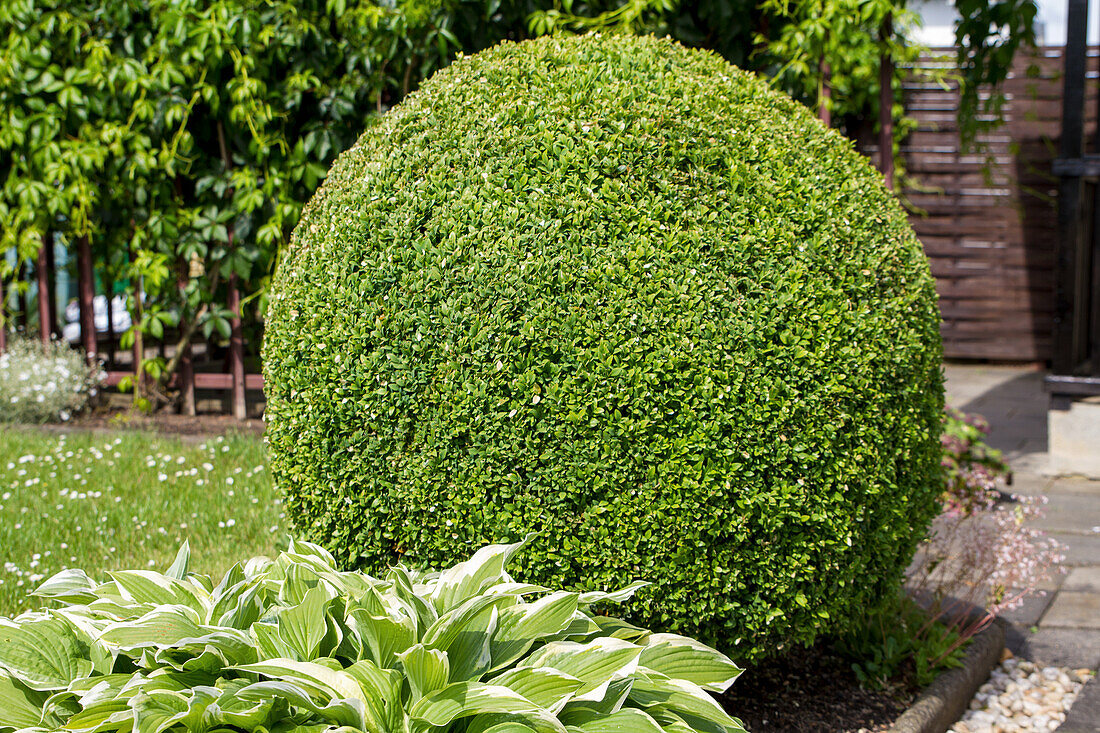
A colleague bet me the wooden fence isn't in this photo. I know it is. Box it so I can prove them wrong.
[1,238,263,419]
[899,46,1098,361]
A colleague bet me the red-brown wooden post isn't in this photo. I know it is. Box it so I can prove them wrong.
[76,235,97,363]
[36,238,51,345]
[132,272,145,396]
[16,261,27,333]
[178,274,195,416]
[179,336,196,416]
[0,276,7,354]
[878,16,895,190]
[43,235,57,338]
[228,273,246,420]
[104,288,116,369]
[216,121,246,419]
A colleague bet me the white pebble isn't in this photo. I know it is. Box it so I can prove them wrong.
[951,659,1092,732]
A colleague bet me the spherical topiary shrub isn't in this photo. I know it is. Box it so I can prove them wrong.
[263,33,944,662]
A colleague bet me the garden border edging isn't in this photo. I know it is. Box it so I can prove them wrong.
[887,618,1006,733]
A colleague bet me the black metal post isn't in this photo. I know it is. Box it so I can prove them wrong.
[1053,0,1089,375]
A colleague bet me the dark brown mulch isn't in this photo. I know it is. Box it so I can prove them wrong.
[36,409,264,440]
[718,645,914,733]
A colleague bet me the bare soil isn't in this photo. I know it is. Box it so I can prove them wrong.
[39,407,264,441]
[719,645,915,732]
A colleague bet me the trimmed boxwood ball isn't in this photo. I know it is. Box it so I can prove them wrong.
[264,33,944,662]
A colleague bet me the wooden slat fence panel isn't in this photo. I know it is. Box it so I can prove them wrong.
[895,46,1098,361]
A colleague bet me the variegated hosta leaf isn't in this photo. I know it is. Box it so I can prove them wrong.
[565,707,666,733]
[203,680,280,729]
[0,670,51,729]
[30,569,98,605]
[131,687,217,733]
[467,710,570,733]
[488,667,583,713]
[590,616,651,643]
[577,582,648,607]
[1,542,748,733]
[408,681,541,729]
[163,542,191,582]
[107,571,210,616]
[427,537,532,613]
[235,679,367,729]
[385,566,439,633]
[628,672,746,733]
[283,539,339,574]
[557,677,633,724]
[234,658,393,732]
[346,592,418,669]
[275,585,333,661]
[99,607,205,651]
[520,639,643,701]
[396,645,449,703]
[476,722,548,733]
[638,635,743,693]
[0,617,96,691]
[62,697,133,733]
[232,658,368,705]
[422,594,512,682]
[490,592,580,672]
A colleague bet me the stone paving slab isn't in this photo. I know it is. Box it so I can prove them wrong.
[1010,475,1100,499]
[1049,477,1100,496]
[944,364,1050,474]
[943,365,1039,405]
[1031,493,1100,534]
[1048,533,1100,567]
[1064,567,1100,594]
[944,364,1100,729]
[1006,628,1100,669]
[1059,676,1100,732]
[1041,592,1100,630]
[998,592,1056,628]
[1005,473,1056,497]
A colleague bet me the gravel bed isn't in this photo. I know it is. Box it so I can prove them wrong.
[950,657,1094,732]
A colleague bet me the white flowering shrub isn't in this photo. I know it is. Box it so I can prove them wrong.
[0,338,102,423]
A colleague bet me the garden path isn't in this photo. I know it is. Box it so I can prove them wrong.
[945,364,1100,730]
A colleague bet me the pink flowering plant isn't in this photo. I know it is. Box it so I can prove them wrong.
[906,409,1066,661]
[838,409,1065,688]
[938,409,1011,512]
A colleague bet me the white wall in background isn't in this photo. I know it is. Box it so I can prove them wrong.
[910,0,1100,47]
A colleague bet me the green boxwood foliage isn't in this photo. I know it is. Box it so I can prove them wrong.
[264,33,944,662]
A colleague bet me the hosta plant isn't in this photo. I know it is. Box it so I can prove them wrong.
[0,539,746,733]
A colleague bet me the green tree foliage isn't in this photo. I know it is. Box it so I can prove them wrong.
[264,34,945,662]
[537,0,1039,166]
[954,0,1039,146]
[0,0,463,400]
[0,0,1037,403]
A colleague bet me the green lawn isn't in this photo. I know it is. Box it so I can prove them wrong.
[0,428,284,617]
